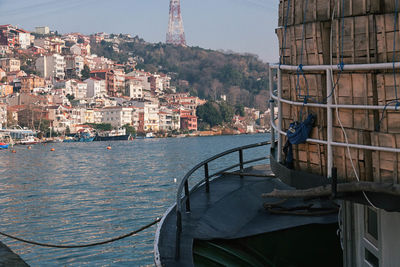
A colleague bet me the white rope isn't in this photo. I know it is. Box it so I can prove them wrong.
[329,0,378,210]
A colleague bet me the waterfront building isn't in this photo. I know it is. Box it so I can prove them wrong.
[179,108,197,131]
[84,77,106,98]
[20,75,45,94]
[101,106,133,127]
[143,101,159,132]
[0,45,10,56]
[48,105,71,132]
[65,55,84,78]
[33,38,50,51]
[35,26,50,35]
[131,106,143,130]
[90,69,117,96]
[34,37,65,53]
[93,109,102,123]
[70,43,91,56]
[126,70,151,93]
[0,83,14,97]
[0,68,6,80]
[125,76,143,99]
[0,25,31,49]
[0,58,20,73]
[159,108,180,131]
[15,28,31,49]
[0,103,7,128]
[35,54,66,80]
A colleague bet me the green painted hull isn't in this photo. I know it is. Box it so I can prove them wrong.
[194,223,342,267]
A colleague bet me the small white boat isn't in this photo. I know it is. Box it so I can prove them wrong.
[20,135,38,145]
[145,132,155,138]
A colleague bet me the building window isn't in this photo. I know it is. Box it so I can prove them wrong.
[365,249,379,267]
[365,207,378,245]
[366,207,378,242]
[363,206,380,267]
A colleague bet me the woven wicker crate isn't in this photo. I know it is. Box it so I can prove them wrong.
[371,132,400,182]
[278,0,396,27]
[276,22,330,65]
[376,13,400,63]
[331,15,377,64]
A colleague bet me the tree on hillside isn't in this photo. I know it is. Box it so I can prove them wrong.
[92,38,269,108]
[122,124,136,136]
[196,102,222,127]
[235,104,245,116]
[87,123,112,131]
[81,65,91,80]
[219,101,234,123]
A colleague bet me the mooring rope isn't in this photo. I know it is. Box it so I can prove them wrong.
[0,217,160,249]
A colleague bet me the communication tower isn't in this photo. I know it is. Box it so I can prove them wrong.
[166,0,186,46]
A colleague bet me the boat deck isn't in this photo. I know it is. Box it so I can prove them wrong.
[0,241,29,266]
[155,164,337,267]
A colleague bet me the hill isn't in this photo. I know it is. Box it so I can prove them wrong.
[91,37,270,110]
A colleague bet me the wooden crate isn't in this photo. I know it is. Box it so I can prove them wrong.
[331,15,377,64]
[376,13,400,63]
[278,0,334,27]
[280,72,327,102]
[278,0,390,27]
[335,73,375,105]
[335,0,383,18]
[293,141,327,176]
[377,110,400,133]
[376,72,400,105]
[371,132,400,182]
[276,22,331,65]
[332,127,374,181]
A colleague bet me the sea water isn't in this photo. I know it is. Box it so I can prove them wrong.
[0,134,270,266]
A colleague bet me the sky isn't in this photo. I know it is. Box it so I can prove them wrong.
[0,0,279,62]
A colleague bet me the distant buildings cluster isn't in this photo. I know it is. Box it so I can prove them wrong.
[0,24,268,136]
[0,24,209,134]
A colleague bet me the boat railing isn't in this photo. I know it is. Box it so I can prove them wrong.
[175,140,270,259]
[269,62,400,179]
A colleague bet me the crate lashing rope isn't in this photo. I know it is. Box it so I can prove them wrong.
[376,0,400,132]
[324,0,346,104]
[279,0,291,68]
[296,0,314,122]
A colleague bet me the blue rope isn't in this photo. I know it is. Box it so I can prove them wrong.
[279,0,291,68]
[325,0,345,103]
[376,0,400,131]
[296,0,311,121]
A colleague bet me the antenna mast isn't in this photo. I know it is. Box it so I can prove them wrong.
[166,0,186,46]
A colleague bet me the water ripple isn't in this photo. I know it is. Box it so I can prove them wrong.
[0,134,270,266]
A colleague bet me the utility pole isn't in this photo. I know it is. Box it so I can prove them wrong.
[166,0,186,46]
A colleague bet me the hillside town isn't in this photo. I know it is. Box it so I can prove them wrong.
[0,24,270,139]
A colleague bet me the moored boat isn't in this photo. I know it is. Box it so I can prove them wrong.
[0,142,9,149]
[94,134,131,141]
[63,131,95,143]
[145,132,155,138]
[154,141,342,266]
[155,0,400,266]
[94,128,131,141]
[20,135,38,145]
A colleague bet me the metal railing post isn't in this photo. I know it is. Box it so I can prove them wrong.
[277,68,282,162]
[184,180,191,212]
[269,64,276,149]
[204,163,210,193]
[326,69,333,178]
[239,149,244,178]
[175,210,182,260]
